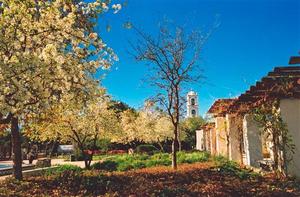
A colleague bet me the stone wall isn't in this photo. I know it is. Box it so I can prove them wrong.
[205,129,211,152]
[243,114,263,167]
[280,99,300,178]
[226,114,243,163]
[196,130,205,151]
[210,127,217,155]
[215,117,228,157]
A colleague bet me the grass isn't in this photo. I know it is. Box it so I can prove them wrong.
[91,151,210,172]
[44,164,82,176]
[92,154,114,161]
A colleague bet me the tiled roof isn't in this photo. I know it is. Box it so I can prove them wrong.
[289,56,300,65]
[229,65,300,113]
[207,98,237,116]
[200,122,215,130]
[206,55,300,115]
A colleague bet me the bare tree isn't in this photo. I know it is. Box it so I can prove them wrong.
[132,23,211,169]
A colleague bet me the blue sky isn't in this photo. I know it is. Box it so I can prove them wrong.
[95,0,300,116]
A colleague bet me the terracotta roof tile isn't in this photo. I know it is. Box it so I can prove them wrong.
[207,98,237,116]
[229,65,300,113]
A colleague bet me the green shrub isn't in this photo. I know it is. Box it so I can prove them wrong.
[135,154,149,161]
[213,156,259,180]
[177,151,209,164]
[91,160,118,171]
[45,164,82,176]
[213,155,228,163]
[145,157,171,167]
[117,162,134,171]
[218,160,240,174]
[149,152,170,160]
[93,154,110,161]
[136,144,159,155]
[96,138,111,152]
[132,160,147,169]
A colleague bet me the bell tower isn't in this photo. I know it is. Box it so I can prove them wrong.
[186,91,199,118]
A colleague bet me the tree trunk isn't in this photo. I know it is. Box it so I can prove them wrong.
[157,141,164,152]
[79,146,91,169]
[84,154,89,169]
[172,86,180,170]
[8,139,12,159]
[83,151,92,169]
[177,130,182,152]
[87,152,93,168]
[49,140,59,157]
[11,116,23,180]
[172,127,179,170]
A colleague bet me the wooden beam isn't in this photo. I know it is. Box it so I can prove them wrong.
[274,66,300,71]
[289,57,300,65]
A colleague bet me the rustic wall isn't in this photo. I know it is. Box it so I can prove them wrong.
[243,114,263,167]
[210,127,217,155]
[205,129,211,152]
[215,117,228,157]
[196,130,205,151]
[280,99,300,178]
[226,114,243,164]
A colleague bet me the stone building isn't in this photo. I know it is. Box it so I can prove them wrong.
[196,123,216,153]
[229,63,300,173]
[207,99,236,158]
[202,55,300,178]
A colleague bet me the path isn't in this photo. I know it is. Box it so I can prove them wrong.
[0,159,97,181]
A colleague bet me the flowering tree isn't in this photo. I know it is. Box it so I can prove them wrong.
[26,95,120,168]
[0,0,120,179]
[118,106,174,150]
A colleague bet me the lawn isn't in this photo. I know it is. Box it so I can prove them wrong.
[91,151,210,171]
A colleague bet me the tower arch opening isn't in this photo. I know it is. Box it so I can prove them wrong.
[191,98,195,105]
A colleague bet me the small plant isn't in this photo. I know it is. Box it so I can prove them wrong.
[91,160,118,171]
[145,157,171,167]
[213,156,260,180]
[131,160,147,169]
[45,164,82,176]
[213,155,228,163]
[117,162,134,171]
[177,151,210,164]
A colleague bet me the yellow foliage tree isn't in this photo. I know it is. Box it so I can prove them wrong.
[119,107,175,151]
[0,0,120,179]
[25,94,120,168]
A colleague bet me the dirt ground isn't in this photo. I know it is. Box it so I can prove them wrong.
[0,162,299,196]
